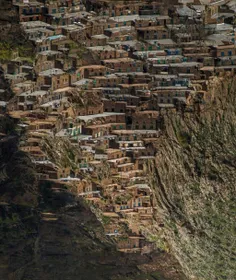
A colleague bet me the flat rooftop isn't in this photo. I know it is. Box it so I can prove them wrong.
[77,112,125,122]
[39,68,65,76]
[113,130,159,135]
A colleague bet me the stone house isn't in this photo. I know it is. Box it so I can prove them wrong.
[87,34,109,47]
[119,83,149,95]
[117,140,144,151]
[153,75,189,87]
[90,75,122,88]
[169,62,203,78]
[35,161,71,180]
[112,130,159,141]
[135,15,171,28]
[152,87,189,104]
[105,149,125,160]
[35,38,51,53]
[117,162,135,173]
[104,26,136,41]
[82,123,112,138]
[17,90,48,111]
[45,10,82,26]
[14,1,43,22]
[151,62,202,79]
[78,65,109,79]
[132,111,158,130]
[102,58,144,73]
[35,57,55,74]
[76,103,104,116]
[88,45,117,60]
[34,51,62,74]
[112,3,140,16]
[66,25,87,43]
[148,55,183,66]
[210,44,236,58]
[37,68,70,91]
[103,100,127,113]
[25,27,54,42]
[137,26,169,40]
[27,120,55,131]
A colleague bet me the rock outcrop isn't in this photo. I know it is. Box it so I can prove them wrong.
[148,74,236,280]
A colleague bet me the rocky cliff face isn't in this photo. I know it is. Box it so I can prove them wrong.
[147,75,236,280]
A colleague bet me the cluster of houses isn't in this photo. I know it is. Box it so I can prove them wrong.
[1,0,236,252]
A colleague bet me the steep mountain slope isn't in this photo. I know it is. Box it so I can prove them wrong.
[0,173,186,280]
[0,12,186,280]
[148,74,236,280]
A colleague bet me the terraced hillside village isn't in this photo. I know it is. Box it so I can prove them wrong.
[0,0,235,279]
